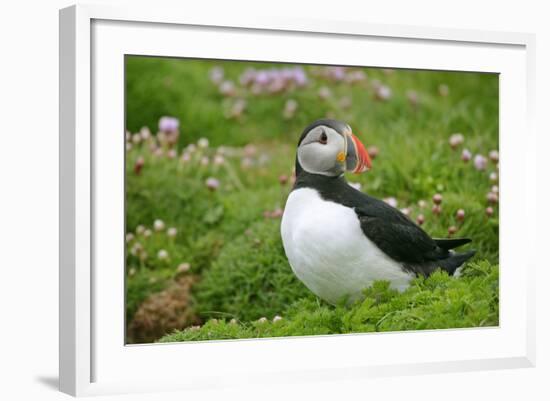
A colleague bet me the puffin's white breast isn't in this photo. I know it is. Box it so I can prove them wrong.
[281,188,414,304]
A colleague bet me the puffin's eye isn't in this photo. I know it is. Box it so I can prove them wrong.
[319,132,328,144]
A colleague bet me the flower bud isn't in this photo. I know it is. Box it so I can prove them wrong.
[157,249,168,260]
[153,219,165,232]
[206,177,220,191]
[177,262,190,273]
[461,149,472,162]
[449,133,464,149]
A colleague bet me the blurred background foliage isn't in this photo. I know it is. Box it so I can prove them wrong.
[125,56,499,344]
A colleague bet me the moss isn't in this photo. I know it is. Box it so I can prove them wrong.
[160,260,498,342]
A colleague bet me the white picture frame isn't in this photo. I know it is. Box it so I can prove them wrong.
[59,3,536,397]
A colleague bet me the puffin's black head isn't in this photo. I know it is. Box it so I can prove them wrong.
[295,119,371,177]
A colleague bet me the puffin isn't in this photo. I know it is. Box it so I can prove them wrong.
[281,119,476,304]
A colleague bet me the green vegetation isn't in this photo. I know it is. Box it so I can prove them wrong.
[193,219,315,322]
[125,56,499,343]
[160,261,498,342]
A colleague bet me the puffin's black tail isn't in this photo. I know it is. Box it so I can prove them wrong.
[409,248,476,277]
[434,237,471,250]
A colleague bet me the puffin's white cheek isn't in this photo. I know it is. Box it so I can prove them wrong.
[298,144,336,173]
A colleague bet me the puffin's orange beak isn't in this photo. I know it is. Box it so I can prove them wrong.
[345,132,372,174]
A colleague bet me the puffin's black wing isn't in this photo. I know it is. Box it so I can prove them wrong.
[354,202,445,263]
[293,174,475,276]
[353,197,474,276]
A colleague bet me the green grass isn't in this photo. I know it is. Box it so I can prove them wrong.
[160,261,498,342]
[193,219,315,322]
[125,56,499,343]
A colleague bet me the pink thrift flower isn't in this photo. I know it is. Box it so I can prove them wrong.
[197,137,209,148]
[213,154,225,166]
[292,67,308,86]
[345,70,366,84]
[329,66,346,81]
[153,219,165,231]
[449,133,464,149]
[432,193,443,205]
[206,177,220,191]
[489,150,499,163]
[486,192,499,204]
[209,66,224,84]
[383,197,398,208]
[158,116,179,133]
[157,249,169,260]
[239,68,256,86]
[367,146,379,159]
[284,99,298,114]
[375,85,392,101]
[474,154,488,171]
[140,127,151,140]
[219,80,236,96]
[461,149,472,162]
[177,263,191,273]
[243,144,257,157]
[254,71,270,86]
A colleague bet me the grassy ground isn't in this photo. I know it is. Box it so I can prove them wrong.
[161,261,498,342]
[125,56,499,344]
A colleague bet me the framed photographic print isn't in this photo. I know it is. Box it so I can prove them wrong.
[59,4,536,396]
